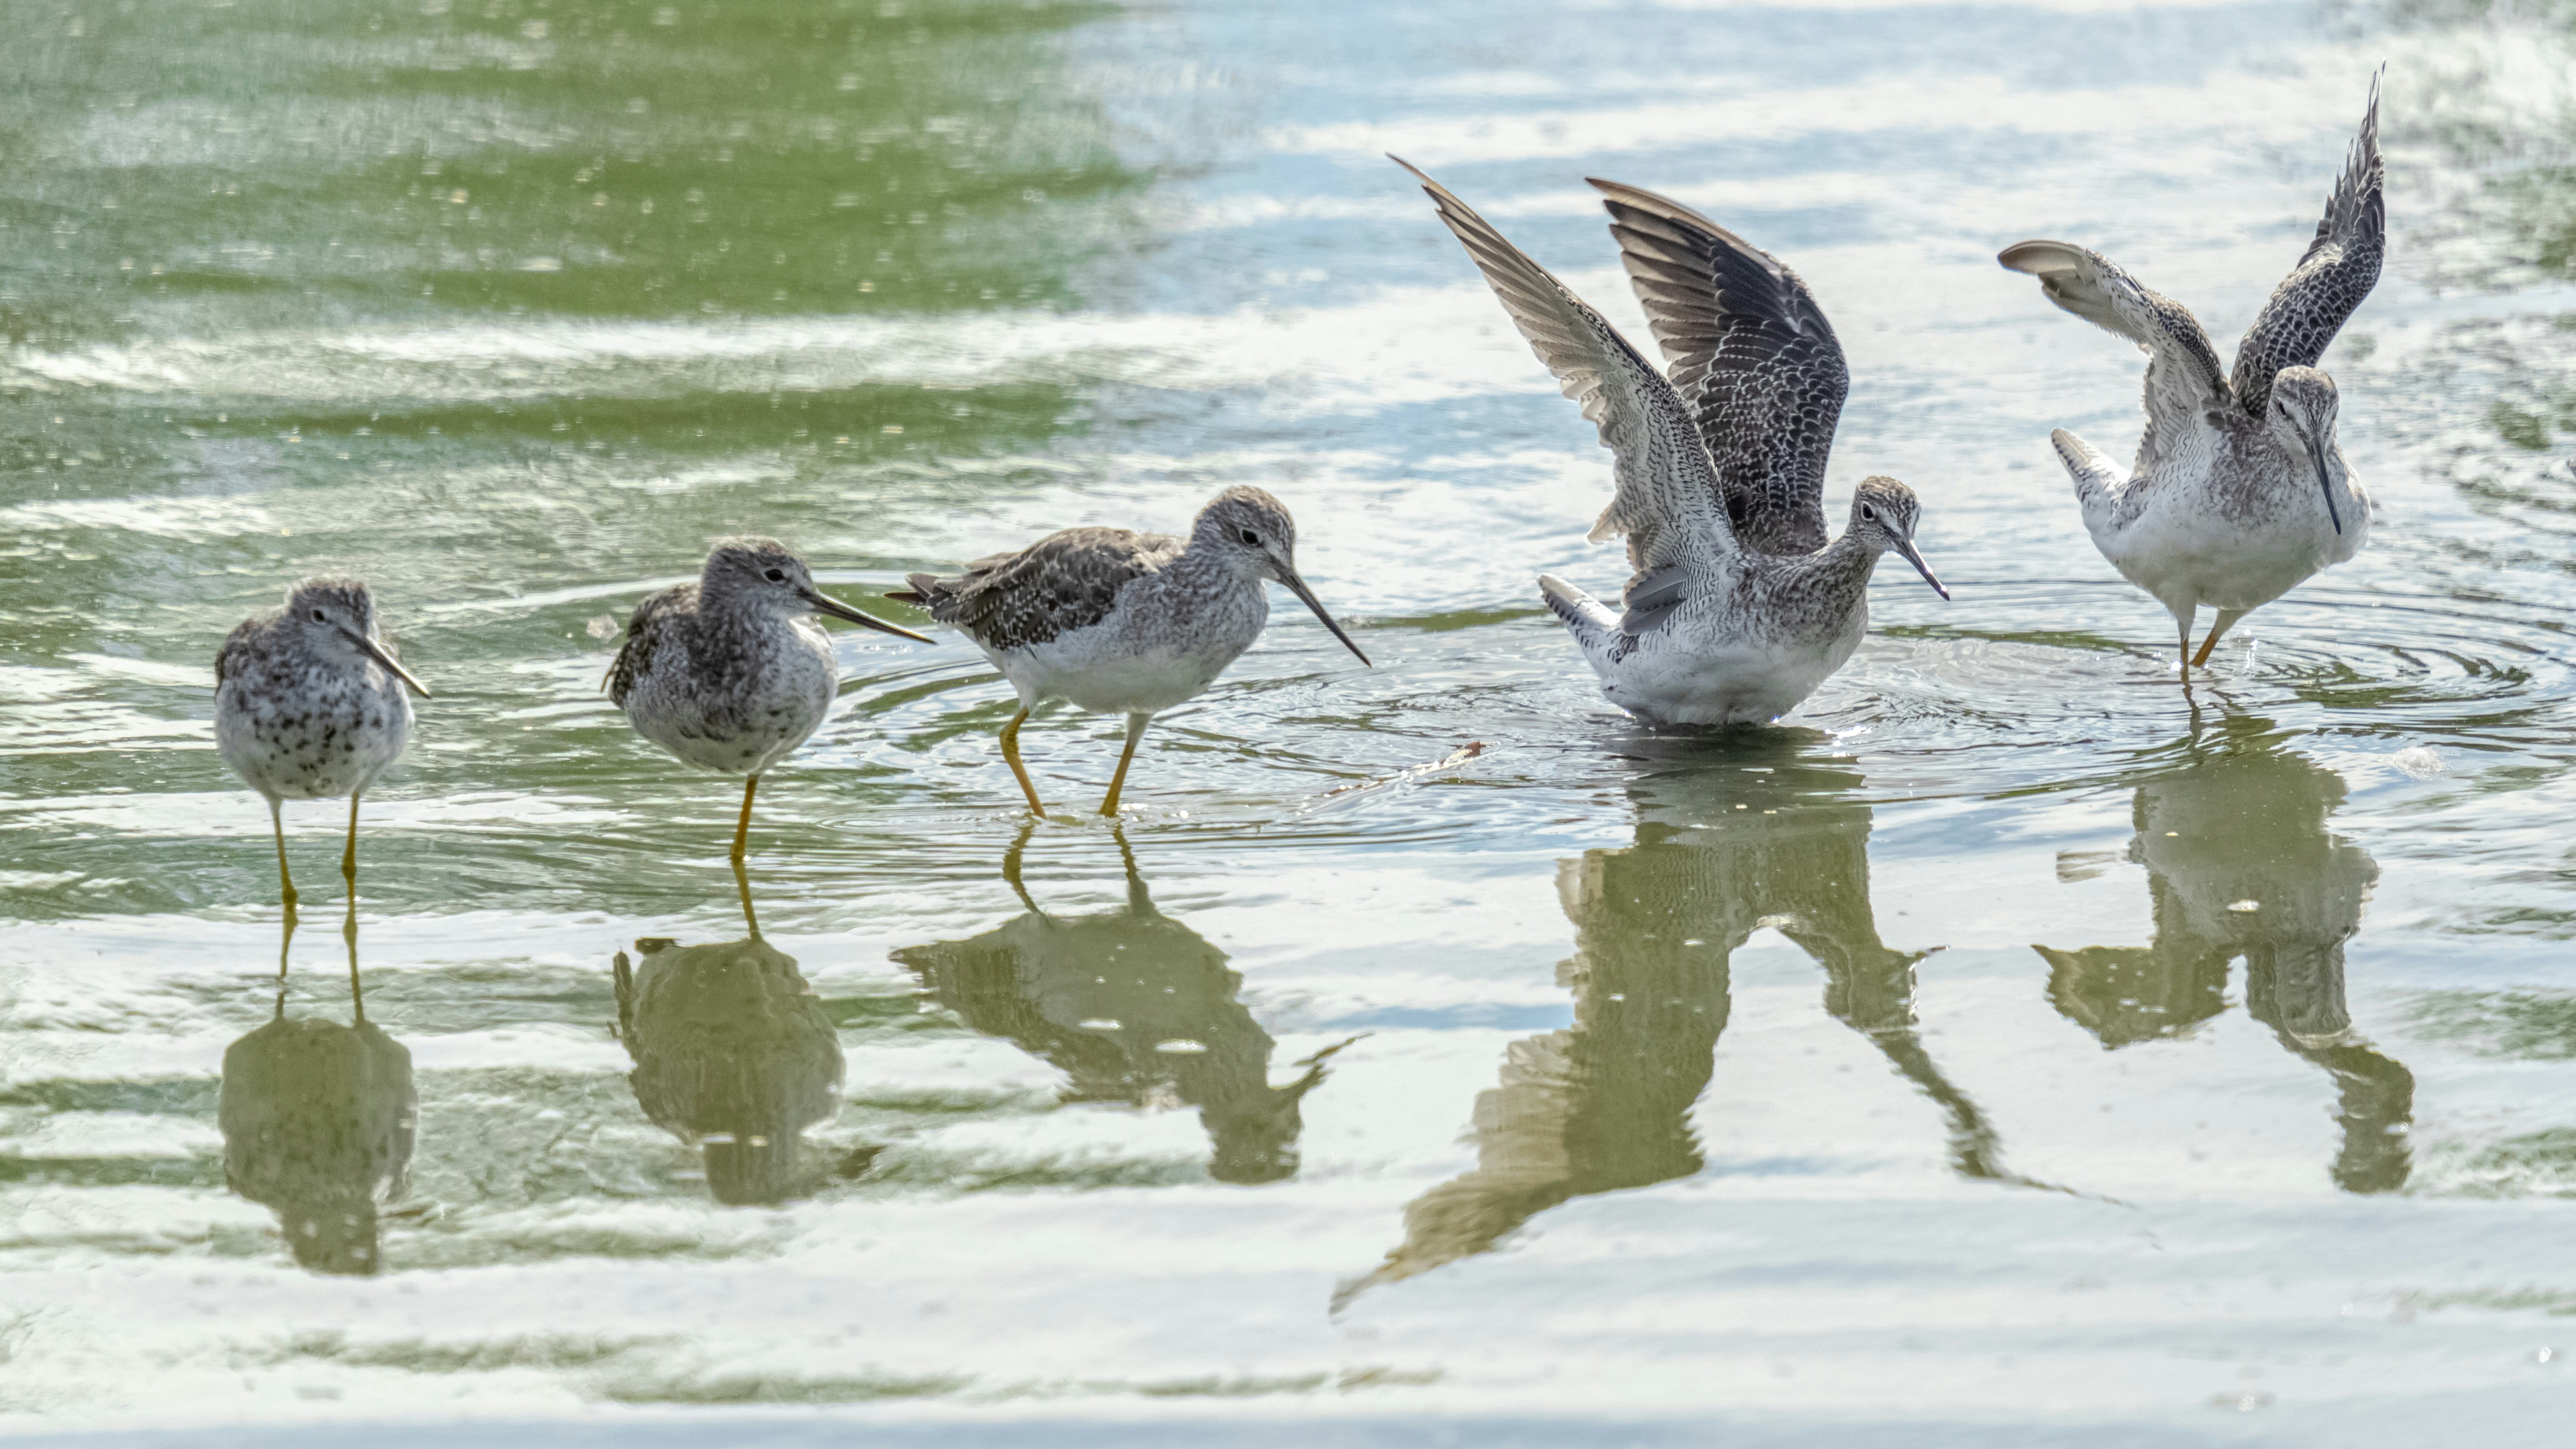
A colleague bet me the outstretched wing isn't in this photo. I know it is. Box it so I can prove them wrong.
[1998,239,2231,476]
[2232,77,2384,417]
[1395,156,1736,573]
[1590,178,1847,555]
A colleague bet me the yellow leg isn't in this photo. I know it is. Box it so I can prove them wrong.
[731,776,759,867]
[2191,609,2246,670]
[734,855,761,941]
[269,798,299,914]
[272,897,297,1018]
[1099,712,1150,817]
[343,893,365,1022]
[341,791,362,894]
[999,706,1046,816]
[2174,613,2195,680]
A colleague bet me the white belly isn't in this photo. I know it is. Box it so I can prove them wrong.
[1593,601,1866,728]
[987,583,1268,717]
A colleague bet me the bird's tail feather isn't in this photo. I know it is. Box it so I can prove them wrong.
[2050,429,2126,521]
[1538,574,1616,647]
[884,572,947,606]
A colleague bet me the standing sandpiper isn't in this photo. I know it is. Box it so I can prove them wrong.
[215,577,431,911]
[887,486,1370,816]
[608,537,932,864]
[1999,77,2381,677]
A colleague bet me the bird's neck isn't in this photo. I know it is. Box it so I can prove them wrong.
[1814,529,1884,594]
[1170,537,1257,591]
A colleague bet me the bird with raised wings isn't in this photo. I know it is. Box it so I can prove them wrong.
[1999,78,2382,677]
[1397,159,1948,728]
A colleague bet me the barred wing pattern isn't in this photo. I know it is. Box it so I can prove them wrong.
[2231,78,2383,417]
[892,530,1174,652]
[1592,178,1848,556]
[1395,157,1737,574]
[1997,239,2231,478]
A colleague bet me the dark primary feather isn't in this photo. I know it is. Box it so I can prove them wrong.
[1393,156,1736,574]
[1591,178,1849,555]
[892,528,1174,652]
[605,584,694,704]
[214,617,258,685]
[2232,77,2384,417]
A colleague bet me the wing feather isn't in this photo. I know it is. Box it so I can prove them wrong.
[899,529,1174,652]
[1395,157,1735,573]
[1999,239,2230,476]
[2232,76,2384,416]
[1590,178,1848,555]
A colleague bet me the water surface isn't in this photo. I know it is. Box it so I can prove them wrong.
[10,0,2576,1441]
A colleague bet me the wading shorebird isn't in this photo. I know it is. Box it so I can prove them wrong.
[887,486,1370,817]
[1999,78,2382,677]
[1397,159,1948,727]
[215,577,431,911]
[608,537,932,864]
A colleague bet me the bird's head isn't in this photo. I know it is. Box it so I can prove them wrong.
[1191,486,1370,666]
[1846,477,1948,599]
[284,577,430,697]
[2266,367,2347,534]
[701,536,932,643]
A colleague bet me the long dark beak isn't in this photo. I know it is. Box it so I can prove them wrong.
[1278,568,1371,666]
[802,586,934,644]
[1888,534,1951,601]
[343,629,432,698]
[2308,436,2342,535]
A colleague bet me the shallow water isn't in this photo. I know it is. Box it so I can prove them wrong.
[10,0,2576,1441]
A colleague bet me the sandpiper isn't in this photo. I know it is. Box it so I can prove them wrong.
[887,486,1369,816]
[1397,160,1947,727]
[1999,78,2381,676]
[215,577,431,911]
[608,537,932,863]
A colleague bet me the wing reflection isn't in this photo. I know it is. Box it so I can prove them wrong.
[892,826,1330,1185]
[612,869,846,1205]
[1345,742,2011,1302]
[2035,721,2413,1192]
[217,902,416,1275]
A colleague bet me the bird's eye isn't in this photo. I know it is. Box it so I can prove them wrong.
[1860,505,1878,522]
[310,609,326,622]
[1238,528,1260,547]
[763,568,786,582]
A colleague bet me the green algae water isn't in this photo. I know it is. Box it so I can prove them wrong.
[10,0,2576,1442]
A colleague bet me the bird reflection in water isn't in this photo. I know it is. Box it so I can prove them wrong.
[217,899,416,1275]
[613,863,847,1205]
[892,825,1339,1185]
[2036,719,2413,1192]
[1345,741,2021,1303]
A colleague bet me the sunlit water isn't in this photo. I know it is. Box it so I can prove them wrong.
[10,0,2576,1442]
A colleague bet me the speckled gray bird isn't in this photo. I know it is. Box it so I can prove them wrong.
[887,486,1370,817]
[1398,160,1950,728]
[1999,76,2381,676]
[215,577,431,911]
[608,537,933,864]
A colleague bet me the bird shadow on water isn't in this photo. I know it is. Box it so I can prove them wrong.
[2037,712,2415,1194]
[892,822,1354,1186]
[216,900,419,1276]
[1335,728,2062,1311]
[610,862,851,1207]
